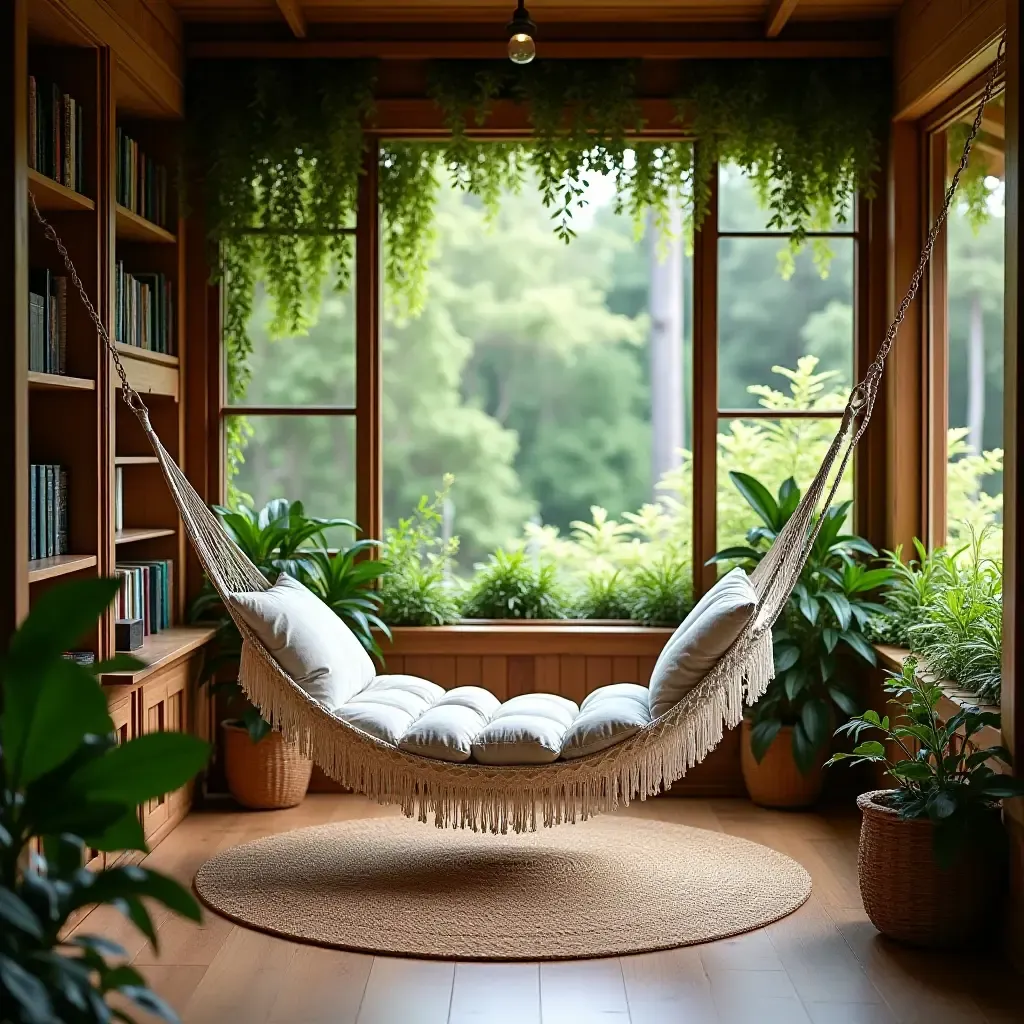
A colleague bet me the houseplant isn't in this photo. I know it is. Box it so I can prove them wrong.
[193,498,386,808]
[711,472,893,807]
[1,577,210,1024]
[828,657,1024,946]
[461,549,569,620]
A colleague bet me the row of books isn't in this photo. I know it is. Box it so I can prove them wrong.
[116,128,169,227]
[28,269,68,375]
[29,464,68,562]
[115,560,173,636]
[114,467,124,531]
[28,76,86,195]
[115,264,176,355]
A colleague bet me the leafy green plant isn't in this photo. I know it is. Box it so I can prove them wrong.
[828,657,1024,865]
[711,472,894,774]
[623,557,694,626]
[1,578,210,1024]
[380,478,463,627]
[462,549,569,620]
[573,570,635,621]
[871,531,1003,703]
[191,499,385,741]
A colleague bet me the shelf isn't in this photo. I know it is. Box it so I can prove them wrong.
[28,371,96,392]
[28,553,98,583]
[115,455,160,465]
[28,169,95,212]
[115,204,176,244]
[114,343,178,368]
[115,527,176,545]
[103,625,217,686]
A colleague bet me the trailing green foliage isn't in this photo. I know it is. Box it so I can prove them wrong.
[871,532,1002,703]
[191,499,387,741]
[462,549,569,620]
[711,473,893,774]
[828,657,1024,866]
[379,477,463,627]
[1,578,210,1024]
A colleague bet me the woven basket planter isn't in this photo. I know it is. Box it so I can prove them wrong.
[223,722,313,810]
[856,789,1004,947]
[741,720,825,809]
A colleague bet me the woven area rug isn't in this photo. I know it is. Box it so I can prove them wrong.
[194,816,811,960]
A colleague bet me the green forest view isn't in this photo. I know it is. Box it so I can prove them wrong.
[228,155,1004,584]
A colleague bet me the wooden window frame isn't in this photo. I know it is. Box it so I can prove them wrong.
[921,68,1007,548]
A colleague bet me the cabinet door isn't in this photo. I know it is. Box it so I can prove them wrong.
[140,662,191,840]
[85,695,136,871]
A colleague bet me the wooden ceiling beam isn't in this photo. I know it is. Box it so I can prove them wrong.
[275,0,307,38]
[764,0,800,38]
[187,37,887,60]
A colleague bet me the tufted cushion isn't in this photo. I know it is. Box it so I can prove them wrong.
[471,693,579,765]
[398,686,502,763]
[333,674,444,745]
[561,683,652,759]
[648,567,757,719]
[228,573,376,710]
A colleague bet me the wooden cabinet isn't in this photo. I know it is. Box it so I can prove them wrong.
[139,660,192,842]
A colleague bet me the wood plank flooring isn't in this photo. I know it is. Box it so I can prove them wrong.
[71,795,1022,1024]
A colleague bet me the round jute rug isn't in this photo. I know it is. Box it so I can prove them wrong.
[194,816,811,960]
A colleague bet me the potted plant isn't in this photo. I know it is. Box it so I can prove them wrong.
[193,498,388,809]
[1,577,210,1023]
[828,657,1024,947]
[711,472,893,807]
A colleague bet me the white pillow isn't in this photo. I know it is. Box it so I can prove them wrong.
[228,573,376,710]
[648,567,757,719]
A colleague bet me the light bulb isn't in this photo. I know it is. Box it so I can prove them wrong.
[508,31,536,65]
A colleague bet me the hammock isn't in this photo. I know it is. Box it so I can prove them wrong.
[30,51,1001,833]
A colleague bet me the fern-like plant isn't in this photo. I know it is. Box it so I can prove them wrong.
[624,556,694,626]
[462,549,569,620]
[573,569,634,620]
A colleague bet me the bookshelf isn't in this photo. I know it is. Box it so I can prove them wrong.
[3,1,207,851]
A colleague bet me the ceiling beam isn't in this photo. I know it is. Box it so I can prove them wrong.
[764,0,800,38]
[275,0,307,39]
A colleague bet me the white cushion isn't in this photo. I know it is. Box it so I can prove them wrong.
[561,683,652,759]
[648,567,757,719]
[472,693,579,765]
[228,573,375,709]
[333,674,444,745]
[398,686,501,763]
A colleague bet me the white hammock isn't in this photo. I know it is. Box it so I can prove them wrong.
[30,53,1000,832]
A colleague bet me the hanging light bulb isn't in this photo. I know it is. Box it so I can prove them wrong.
[507,0,536,64]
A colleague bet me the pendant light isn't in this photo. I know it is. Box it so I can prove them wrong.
[507,0,536,65]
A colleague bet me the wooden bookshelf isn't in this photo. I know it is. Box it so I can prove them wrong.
[115,203,176,245]
[3,3,200,851]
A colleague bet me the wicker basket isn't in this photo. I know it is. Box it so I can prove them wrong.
[741,720,824,808]
[223,722,313,810]
[856,789,1004,947]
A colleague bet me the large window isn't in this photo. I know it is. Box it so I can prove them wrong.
[929,92,1005,552]
[381,154,692,580]
[714,164,857,553]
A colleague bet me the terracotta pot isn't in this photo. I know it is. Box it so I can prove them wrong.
[856,790,1004,947]
[222,722,312,810]
[741,720,825,808]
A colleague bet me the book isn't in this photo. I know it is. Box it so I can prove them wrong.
[54,276,67,374]
[116,128,167,226]
[46,464,55,558]
[57,468,68,555]
[63,651,95,666]
[27,76,84,194]
[29,465,37,560]
[28,76,36,172]
[114,466,123,531]
[28,268,50,370]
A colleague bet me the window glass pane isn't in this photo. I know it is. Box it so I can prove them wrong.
[382,147,692,581]
[718,237,854,410]
[233,263,356,408]
[226,414,356,522]
[716,416,852,552]
[943,97,1005,549]
[718,162,854,233]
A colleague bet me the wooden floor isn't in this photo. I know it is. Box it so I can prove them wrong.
[73,795,1021,1024]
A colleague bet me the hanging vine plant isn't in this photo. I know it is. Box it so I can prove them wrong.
[188,55,889,493]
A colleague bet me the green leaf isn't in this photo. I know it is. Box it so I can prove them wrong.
[92,654,147,675]
[839,630,876,665]
[822,627,839,653]
[821,592,852,630]
[890,761,933,781]
[67,732,210,806]
[0,888,44,939]
[749,719,782,763]
[791,721,820,775]
[800,698,832,749]
[784,668,809,701]
[729,472,781,530]
[853,740,886,757]
[798,592,819,626]
[0,954,53,1023]
[3,656,113,788]
[8,576,121,661]
[773,644,800,673]
[121,986,179,1022]
[828,685,860,717]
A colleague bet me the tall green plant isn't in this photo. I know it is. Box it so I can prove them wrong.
[1,578,210,1024]
[711,473,893,773]
[462,549,568,620]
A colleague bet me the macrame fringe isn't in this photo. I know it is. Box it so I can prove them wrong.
[235,625,775,834]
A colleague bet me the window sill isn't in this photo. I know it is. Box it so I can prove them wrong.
[873,643,1003,754]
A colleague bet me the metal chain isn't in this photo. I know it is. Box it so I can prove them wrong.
[851,34,1006,412]
[27,191,147,415]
